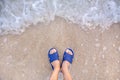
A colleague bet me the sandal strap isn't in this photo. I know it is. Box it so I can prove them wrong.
[63,48,74,64]
[48,52,59,63]
[48,48,59,70]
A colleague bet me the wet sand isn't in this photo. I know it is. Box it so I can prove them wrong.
[0,17,120,80]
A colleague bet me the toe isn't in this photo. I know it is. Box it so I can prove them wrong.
[50,48,56,54]
[66,49,73,55]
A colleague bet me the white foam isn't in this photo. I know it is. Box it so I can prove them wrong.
[0,0,120,34]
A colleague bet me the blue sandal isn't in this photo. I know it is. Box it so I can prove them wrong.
[62,48,74,64]
[48,48,59,70]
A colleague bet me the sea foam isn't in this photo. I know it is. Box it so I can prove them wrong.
[0,0,120,35]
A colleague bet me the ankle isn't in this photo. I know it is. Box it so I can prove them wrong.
[54,66,60,72]
[62,67,68,71]
[62,61,69,68]
[62,66,69,74]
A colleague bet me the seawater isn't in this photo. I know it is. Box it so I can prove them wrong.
[0,0,120,35]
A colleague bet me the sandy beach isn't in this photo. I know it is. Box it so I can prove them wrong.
[0,17,120,80]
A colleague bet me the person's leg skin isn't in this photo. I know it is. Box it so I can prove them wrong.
[62,49,73,80]
[49,49,60,80]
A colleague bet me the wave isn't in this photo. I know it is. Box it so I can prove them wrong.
[0,0,120,35]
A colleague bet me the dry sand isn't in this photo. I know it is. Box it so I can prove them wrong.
[0,17,120,80]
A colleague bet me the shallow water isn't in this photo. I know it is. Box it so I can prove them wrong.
[0,0,120,35]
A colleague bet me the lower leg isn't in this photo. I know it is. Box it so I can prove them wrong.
[49,49,60,80]
[50,64,60,80]
[62,61,72,80]
[62,49,73,80]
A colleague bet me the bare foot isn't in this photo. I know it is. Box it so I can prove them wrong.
[49,48,60,80]
[50,48,60,71]
[61,49,73,72]
[61,49,73,80]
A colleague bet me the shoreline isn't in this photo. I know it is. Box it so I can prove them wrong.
[0,17,120,80]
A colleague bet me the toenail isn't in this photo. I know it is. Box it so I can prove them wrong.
[66,49,69,53]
